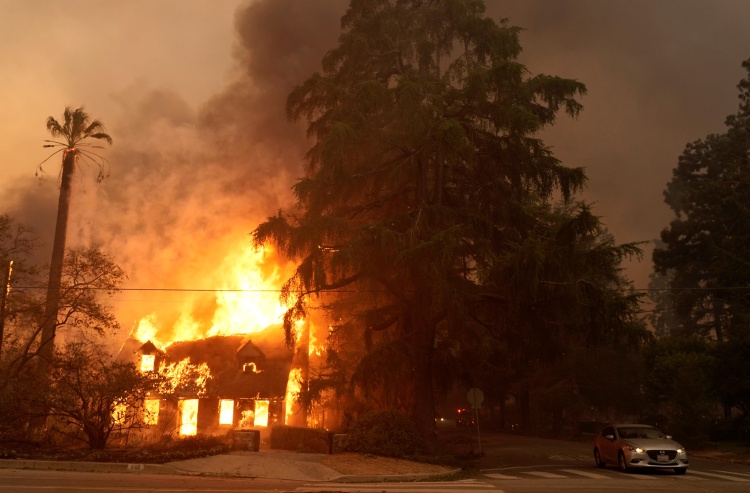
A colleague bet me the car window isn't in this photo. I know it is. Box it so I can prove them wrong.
[601,426,614,437]
[616,426,665,439]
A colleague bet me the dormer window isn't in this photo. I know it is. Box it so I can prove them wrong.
[141,354,155,372]
[243,362,261,373]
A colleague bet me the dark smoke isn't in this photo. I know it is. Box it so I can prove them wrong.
[4,0,750,346]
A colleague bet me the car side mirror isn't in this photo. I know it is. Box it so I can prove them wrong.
[605,434,614,440]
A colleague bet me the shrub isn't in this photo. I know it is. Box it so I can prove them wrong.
[345,410,424,457]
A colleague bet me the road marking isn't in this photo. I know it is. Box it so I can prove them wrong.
[525,471,567,478]
[689,470,750,482]
[558,468,611,479]
[712,469,750,478]
[549,454,589,461]
[620,473,659,479]
[485,473,520,480]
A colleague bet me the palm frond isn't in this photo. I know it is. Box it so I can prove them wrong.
[46,117,64,138]
[87,131,113,145]
[36,149,65,172]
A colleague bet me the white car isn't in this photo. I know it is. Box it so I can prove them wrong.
[593,424,688,474]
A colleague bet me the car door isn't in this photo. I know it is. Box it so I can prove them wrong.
[598,426,618,463]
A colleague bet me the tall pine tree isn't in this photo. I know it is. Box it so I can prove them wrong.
[254,0,613,446]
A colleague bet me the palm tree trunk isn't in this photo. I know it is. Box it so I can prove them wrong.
[38,150,75,367]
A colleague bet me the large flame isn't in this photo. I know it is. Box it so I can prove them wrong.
[130,242,292,348]
[126,237,324,429]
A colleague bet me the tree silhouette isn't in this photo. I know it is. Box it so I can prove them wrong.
[37,106,112,368]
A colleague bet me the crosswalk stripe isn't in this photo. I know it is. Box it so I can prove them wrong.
[558,468,611,479]
[712,469,750,478]
[485,472,520,479]
[620,472,659,479]
[689,470,750,482]
[525,471,567,478]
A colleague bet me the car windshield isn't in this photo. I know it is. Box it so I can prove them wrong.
[616,426,665,439]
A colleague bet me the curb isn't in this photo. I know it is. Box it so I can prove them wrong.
[0,459,183,475]
[329,468,463,483]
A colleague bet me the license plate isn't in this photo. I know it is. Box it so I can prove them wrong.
[657,454,669,462]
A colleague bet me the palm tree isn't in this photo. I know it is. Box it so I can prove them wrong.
[37,106,112,365]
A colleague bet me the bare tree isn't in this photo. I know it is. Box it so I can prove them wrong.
[42,342,158,449]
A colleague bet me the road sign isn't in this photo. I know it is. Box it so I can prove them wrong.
[467,388,484,409]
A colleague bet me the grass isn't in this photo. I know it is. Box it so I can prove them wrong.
[691,441,750,465]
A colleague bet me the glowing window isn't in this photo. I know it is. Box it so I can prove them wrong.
[219,399,234,425]
[179,399,198,436]
[254,400,269,427]
[140,354,155,372]
[112,403,127,425]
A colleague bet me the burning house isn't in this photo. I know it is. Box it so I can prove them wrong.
[116,330,296,438]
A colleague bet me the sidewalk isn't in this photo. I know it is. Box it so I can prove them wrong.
[0,449,461,482]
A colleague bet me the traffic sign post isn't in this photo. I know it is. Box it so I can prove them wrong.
[467,388,484,454]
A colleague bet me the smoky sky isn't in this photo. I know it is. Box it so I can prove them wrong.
[2,0,749,343]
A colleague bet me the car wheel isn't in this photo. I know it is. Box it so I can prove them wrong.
[674,468,687,475]
[594,449,606,468]
[618,452,630,473]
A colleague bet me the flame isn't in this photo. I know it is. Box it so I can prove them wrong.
[285,367,302,425]
[308,324,325,357]
[132,313,160,347]
[238,409,255,429]
[206,244,287,338]
[130,243,292,348]
[158,358,212,397]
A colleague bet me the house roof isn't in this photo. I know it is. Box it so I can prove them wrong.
[116,333,295,400]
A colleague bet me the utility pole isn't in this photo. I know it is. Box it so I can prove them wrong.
[0,260,13,358]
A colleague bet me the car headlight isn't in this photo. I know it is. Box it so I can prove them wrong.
[677,448,685,454]
[624,446,645,453]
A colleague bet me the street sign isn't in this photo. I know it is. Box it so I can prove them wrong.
[467,388,484,409]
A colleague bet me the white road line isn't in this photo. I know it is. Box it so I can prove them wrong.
[485,473,520,480]
[558,468,611,479]
[619,473,659,479]
[689,470,750,482]
[524,471,567,478]
[712,469,750,478]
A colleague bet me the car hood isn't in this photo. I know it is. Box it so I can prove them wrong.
[624,438,683,450]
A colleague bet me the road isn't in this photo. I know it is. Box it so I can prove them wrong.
[0,432,748,492]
